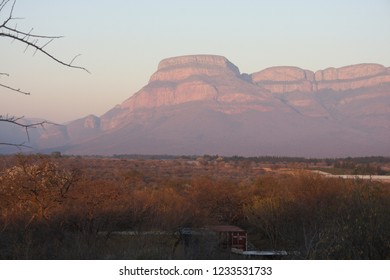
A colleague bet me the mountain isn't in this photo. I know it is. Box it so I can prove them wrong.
[1,55,390,157]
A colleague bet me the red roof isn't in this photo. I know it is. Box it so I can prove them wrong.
[208,225,246,232]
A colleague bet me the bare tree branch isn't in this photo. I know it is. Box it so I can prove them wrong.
[1,0,87,149]
[0,0,89,95]
[0,82,30,95]
[0,115,49,127]
[1,72,30,94]
[0,32,90,72]
[0,115,50,140]
[0,141,31,149]
[3,25,64,39]
[0,115,56,150]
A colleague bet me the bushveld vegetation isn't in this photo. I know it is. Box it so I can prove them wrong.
[0,154,389,259]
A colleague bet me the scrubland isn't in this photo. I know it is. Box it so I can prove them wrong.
[0,154,389,259]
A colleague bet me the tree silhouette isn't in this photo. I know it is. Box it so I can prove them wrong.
[0,0,88,148]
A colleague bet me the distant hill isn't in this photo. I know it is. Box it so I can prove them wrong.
[2,55,390,157]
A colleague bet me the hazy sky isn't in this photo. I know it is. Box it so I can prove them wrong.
[1,0,390,123]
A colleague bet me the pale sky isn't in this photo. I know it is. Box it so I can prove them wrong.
[1,0,390,123]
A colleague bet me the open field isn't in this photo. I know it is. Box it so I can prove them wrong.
[0,154,389,259]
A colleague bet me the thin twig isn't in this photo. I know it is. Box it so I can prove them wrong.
[0,33,90,73]
[1,0,87,148]
[3,25,64,39]
[0,83,30,95]
[0,115,55,149]
[0,142,31,149]
[0,0,90,95]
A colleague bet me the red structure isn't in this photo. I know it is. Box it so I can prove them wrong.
[208,225,247,251]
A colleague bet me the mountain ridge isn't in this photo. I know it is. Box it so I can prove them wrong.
[1,55,390,157]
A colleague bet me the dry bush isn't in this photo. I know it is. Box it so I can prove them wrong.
[244,173,390,259]
[1,155,389,259]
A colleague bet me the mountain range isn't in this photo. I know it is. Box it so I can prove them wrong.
[2,55,390,157]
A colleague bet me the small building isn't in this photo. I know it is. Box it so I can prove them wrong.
[176,226,288,258]
[208,225,247,251]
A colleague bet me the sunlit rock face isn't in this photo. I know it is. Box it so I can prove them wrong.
[251,66,315,93]
[314,64,390,91]
[150,55,241,82]
[104,55,281,130]
[252,64,390,93]
[315,64,386,81]
[120,55,243,112]
[5,55,389,157]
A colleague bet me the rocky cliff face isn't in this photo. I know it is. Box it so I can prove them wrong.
[121,55,244,110]
[315,64,386,81]
[252,63,390,93]
[251,66,315,93]
[3,55,389,157]
[103,57,390,131]
[101,55,280,130]
[123,58,390,114]
[314,64,390,91]
[122,56,390,111]
[150,55,240,82]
